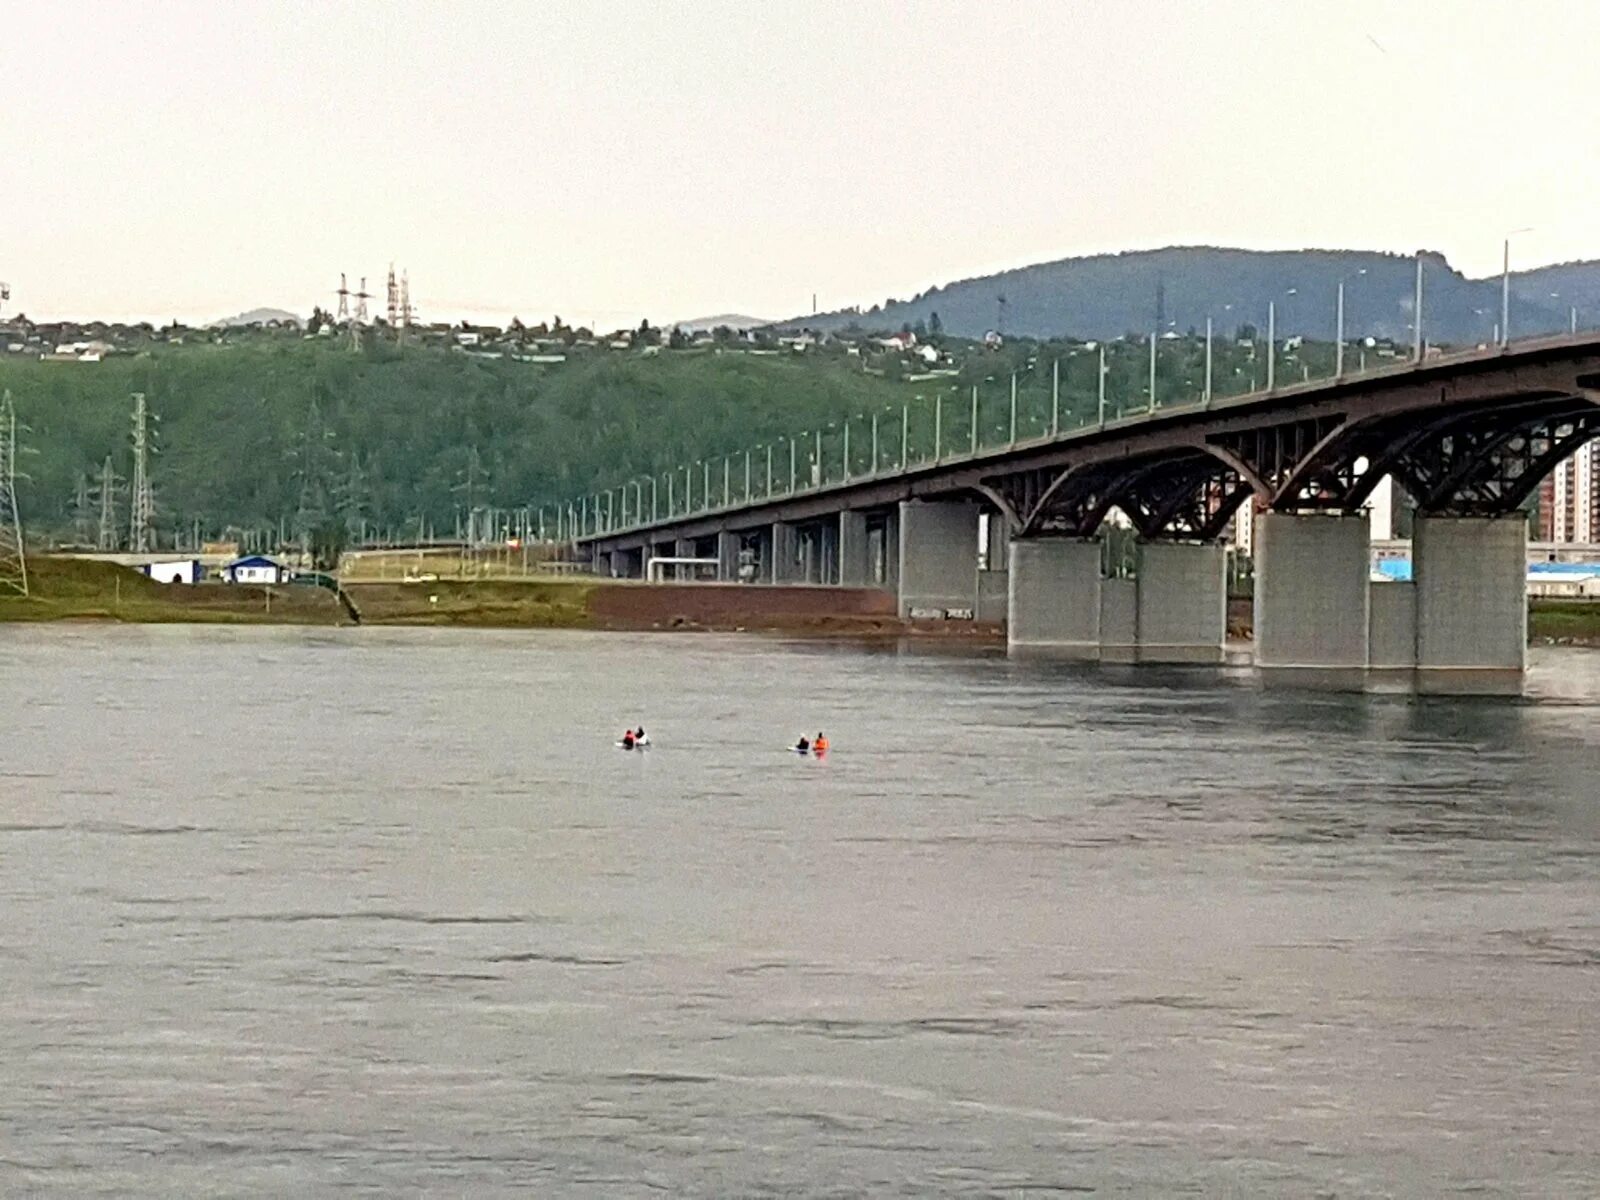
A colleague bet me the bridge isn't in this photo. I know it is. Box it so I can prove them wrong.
[574,334,1600,694]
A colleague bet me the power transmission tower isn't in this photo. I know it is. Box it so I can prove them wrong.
[350,277,372,351]
[399,270,413,344]
[129,392,154,553]
[96,454,121,551]
[70,470,95,546]
[336,272,350,323]
[385,263,399,328]
[0,389,28,596]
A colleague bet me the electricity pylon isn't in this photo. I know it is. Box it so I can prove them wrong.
[0,390,28,596]
[96,454,121,551]
[129,392,154,553]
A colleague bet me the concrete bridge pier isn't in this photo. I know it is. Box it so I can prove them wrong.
[879,508,899,593]
[839,511,870,587]
[796,525,826,583]
[978,513,1011,623]
[771,522,800,583]
[1006,537,1226,662]
[1413,516,1527,694]
[1135,542,1228,664]
[647,538,675,578]
[1006,538,1104,657]
[897,499,981,618]
[1254,513,1371,689]
[716,531,740,582]
[748,526,775,583]
[673,537,697,581]
[818,520,840,584]
[1256,511,1528,693]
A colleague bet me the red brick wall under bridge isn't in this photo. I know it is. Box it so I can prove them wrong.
[587,581,923,636]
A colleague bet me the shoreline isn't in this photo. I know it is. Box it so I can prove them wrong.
[0,557,1004,644]
[6,558,1600,648]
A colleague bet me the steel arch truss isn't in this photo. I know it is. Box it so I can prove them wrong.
[995,451,1252,540]
[982,380,1600,541]
[1206,395,1600,517]
[1385,403,1600,515]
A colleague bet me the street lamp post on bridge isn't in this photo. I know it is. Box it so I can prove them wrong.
[1501,228,1532,348]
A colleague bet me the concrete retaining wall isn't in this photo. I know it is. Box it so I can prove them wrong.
[588,582,897,627]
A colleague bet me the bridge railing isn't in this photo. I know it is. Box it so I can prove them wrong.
[561,324,1590,542]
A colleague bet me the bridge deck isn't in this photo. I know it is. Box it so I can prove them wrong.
[576,332,1600,550]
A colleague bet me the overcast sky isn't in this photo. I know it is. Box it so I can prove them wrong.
[3,0,1597,326]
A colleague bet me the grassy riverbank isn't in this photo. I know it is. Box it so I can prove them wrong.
[1529,601,1600,645]
[0,557,911,637]
[0,557,345,624]
[0,558,599,628]
[343,579,595,627]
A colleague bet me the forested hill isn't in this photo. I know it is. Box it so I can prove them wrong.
[0,341,928,544]
[787,246,1597,343]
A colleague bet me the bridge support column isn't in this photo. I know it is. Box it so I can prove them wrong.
[1006,538,1103,657]
[716,531,740,582]
[674,538,696,582]
[771,522,800,584]
[977,513,1011,623]
[750,526,774,583]
[839,511,870,588]
[881,508,899,593]
[1254,513,1371,689]
[1414,516,1526,694]
[798,526,822,583]
[647,539,675,580]
[1136,542,1227,664]
[819,520,840,585]
[898,500,981,618]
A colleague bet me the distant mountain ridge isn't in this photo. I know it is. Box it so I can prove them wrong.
[671,313,772,333]
[210,307,302,328]
[778,246,1599,344]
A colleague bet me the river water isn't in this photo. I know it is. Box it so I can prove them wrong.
[2,625,1598,1196]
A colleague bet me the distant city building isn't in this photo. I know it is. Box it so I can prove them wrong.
[1539,442,1598,543]
[1367,475,1398,541]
